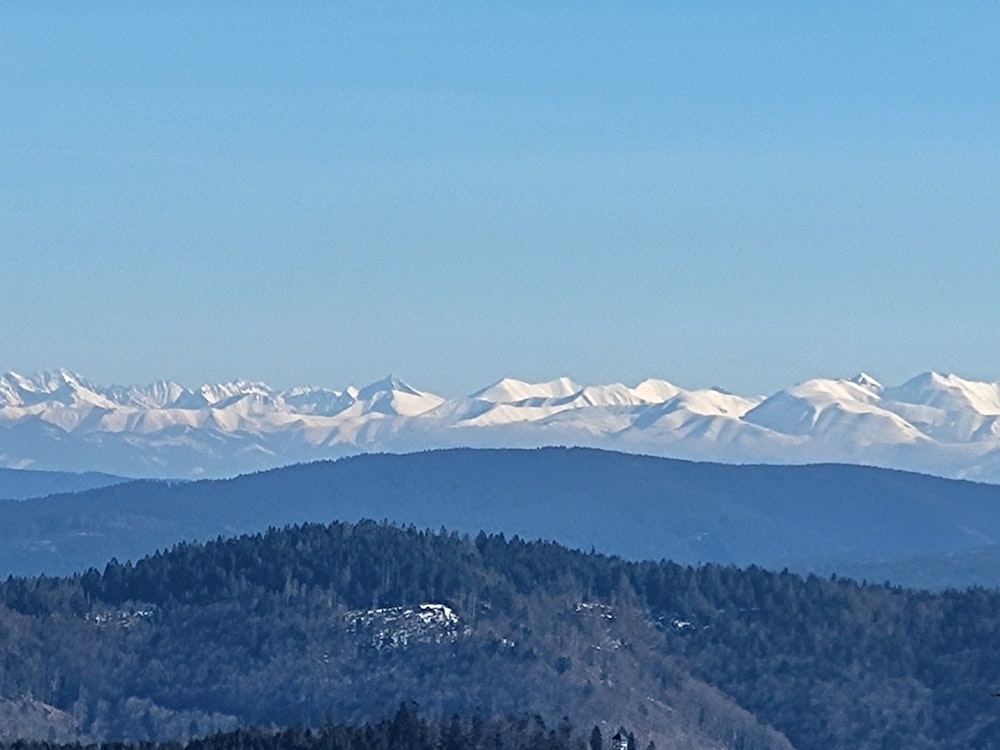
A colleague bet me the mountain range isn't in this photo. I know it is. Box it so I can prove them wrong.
[2,369,1000,481]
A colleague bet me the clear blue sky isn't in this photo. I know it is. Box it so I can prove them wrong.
[2,2,998,395]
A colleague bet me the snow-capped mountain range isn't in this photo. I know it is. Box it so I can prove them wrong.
[2,369,1000,482]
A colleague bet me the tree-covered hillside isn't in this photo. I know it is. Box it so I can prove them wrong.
[2,521,1000,749]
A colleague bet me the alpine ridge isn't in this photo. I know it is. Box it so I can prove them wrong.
[2,369,1000,481]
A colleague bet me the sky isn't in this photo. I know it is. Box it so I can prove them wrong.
[2,2,998,396]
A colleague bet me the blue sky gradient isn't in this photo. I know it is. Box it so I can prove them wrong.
[3,3,998,394]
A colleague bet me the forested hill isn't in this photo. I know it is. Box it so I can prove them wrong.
[4,447,1000,588]
[3,520,1000,749]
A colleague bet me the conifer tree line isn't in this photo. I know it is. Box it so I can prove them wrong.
[0,705,609,750]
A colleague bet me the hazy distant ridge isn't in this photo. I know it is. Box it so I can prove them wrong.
[2,369,1000,480]
[5,448,1000,590]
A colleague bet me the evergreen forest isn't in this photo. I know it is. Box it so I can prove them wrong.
[1,520,1000,749]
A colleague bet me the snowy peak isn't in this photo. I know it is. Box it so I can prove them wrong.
[199,381,273,407]
[884,372,1000,416]
[103,380,191,410]
[471,377,687,409]
[472,376,582,403]
[663,388,762,418]
[787,377,884,405]
[356,374,423,401]
[630,378,682,403]
[744,376,918,442]
[355,375,444,417]
[0,370,116,409]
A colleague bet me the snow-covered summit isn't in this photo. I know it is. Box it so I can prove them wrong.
[354,375,444,417]
[472,376,582,403]
[884,372,1000,415]
[0,369,118,409]
[2,369,1000,482]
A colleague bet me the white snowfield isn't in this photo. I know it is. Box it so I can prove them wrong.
[2,369,1000,482]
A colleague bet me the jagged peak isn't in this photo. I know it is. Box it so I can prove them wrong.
[5,369,84,390]
[0,369,116,410]
[357,374,422,401]
[850,372,883,390]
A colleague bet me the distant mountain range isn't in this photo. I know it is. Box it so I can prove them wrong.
[2,369,1000,480]
[4,448,1000,590]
